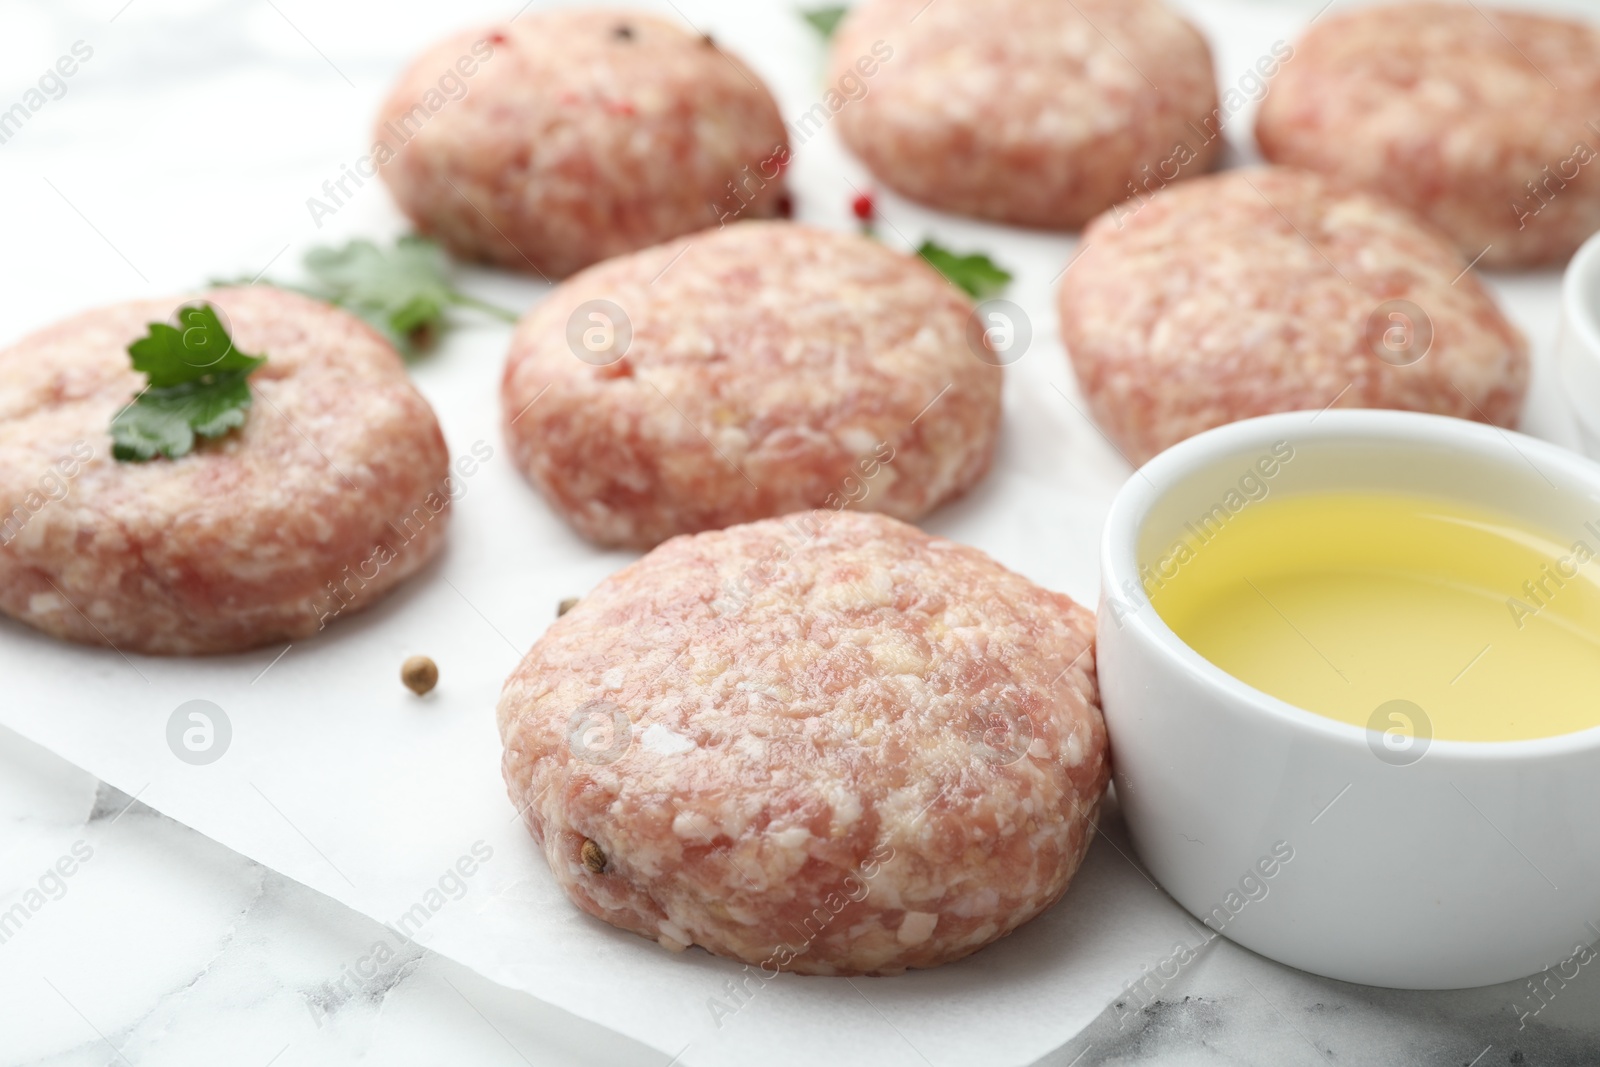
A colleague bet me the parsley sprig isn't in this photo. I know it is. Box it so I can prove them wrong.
[111,303,265,461]
[220,236,518,357]
[917,241,1014,300]
[301,236,516,355]
[801,6,848,38]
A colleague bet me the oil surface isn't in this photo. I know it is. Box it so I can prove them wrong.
[1149,491,1600,741]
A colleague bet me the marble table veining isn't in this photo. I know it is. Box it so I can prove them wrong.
[0,728,661,1067]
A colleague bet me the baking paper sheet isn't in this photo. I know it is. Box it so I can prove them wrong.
[0,0,1589,1062]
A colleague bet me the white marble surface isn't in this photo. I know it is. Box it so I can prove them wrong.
[4,0,1600,1063]
[0,727,661,1067]
[6,720,1599,1066]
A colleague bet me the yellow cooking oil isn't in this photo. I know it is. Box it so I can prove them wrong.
[1148,490,1600,741]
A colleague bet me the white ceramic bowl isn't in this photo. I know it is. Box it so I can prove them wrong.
[1098,409,1600,989]
[1561,229,1600,460]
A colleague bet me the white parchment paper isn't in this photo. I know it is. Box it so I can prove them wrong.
[0,0,1589,1062]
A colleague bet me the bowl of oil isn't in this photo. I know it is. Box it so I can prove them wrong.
[1098,409,1600,989]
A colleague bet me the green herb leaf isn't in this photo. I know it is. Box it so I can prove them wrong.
[917,240,1014,299]
[801,5,848,38]
[111,303,265,462]
[300,236,517,356]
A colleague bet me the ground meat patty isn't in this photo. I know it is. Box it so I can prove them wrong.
[1058,167,1529,466]
[830,0,1221,229]
[0,287,450,655]
[498,510,1108,975]
[502,221,1000,549]
[375,11,789,279]
[1256,3,1600,269]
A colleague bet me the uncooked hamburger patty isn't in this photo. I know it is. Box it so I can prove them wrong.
[1058,167,1529,465]
[502,222,1000,548]
[1256,3,1600,268]
[498,511,1108,975]
[375,11,788,279]
[0,288,450,655]
[830,0,1221,229]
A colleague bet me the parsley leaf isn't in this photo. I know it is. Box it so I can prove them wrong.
[801,5,848,38]
[111,303,266,461]
[300,236,516,356]
[917,240,1014,299]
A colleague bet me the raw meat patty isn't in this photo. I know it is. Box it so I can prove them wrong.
[498,510,1108,975]
[375,10,789,279]
[1256,2,1600,268]
[0,287,450,655]
[831,0,1221,229]
[502,221,1000,548]
[1058,167,1529,465]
